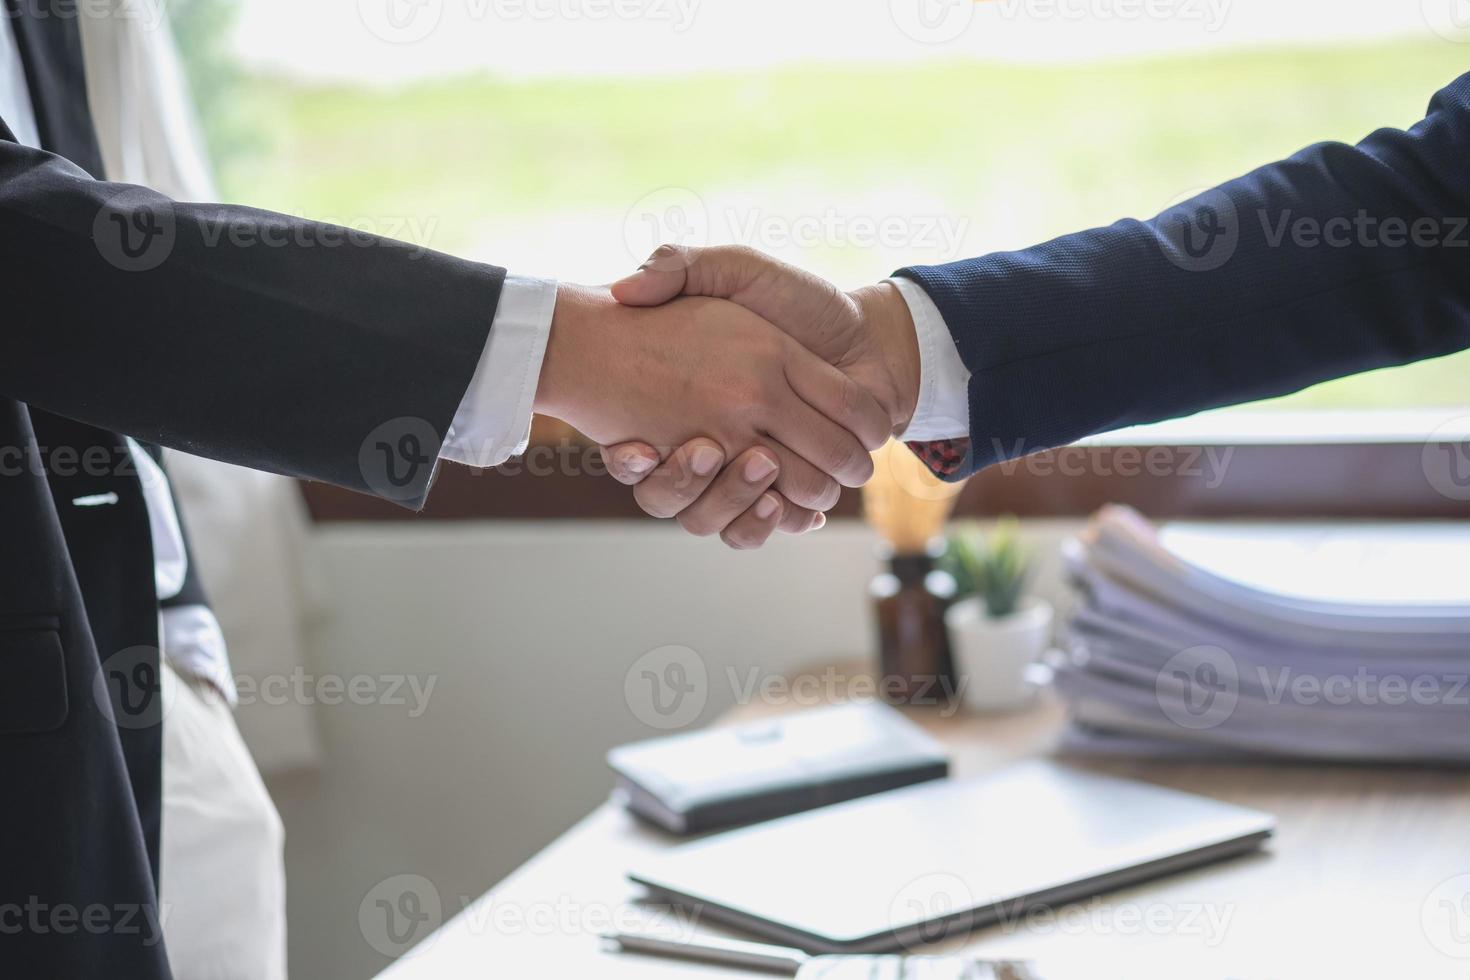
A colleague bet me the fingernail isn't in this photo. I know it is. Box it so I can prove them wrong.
[691,446,723,477]
[743,452,778,483]
[621,451,655,475]
[811,512,827,531]
[755,493,780,520]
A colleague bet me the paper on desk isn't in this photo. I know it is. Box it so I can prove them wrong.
[1053,507,1470,764]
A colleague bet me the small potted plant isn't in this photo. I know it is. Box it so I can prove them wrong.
[941,517,1053,711]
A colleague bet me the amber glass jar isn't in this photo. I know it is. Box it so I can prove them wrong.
[869,540,957,706]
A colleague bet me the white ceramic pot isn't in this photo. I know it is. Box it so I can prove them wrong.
[945,595,1054,712]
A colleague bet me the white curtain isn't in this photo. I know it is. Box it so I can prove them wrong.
[78,0,324,773]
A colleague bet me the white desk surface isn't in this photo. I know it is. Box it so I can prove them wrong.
[378,681,1470,979]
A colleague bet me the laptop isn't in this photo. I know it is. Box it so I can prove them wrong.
[628,761,1274,954]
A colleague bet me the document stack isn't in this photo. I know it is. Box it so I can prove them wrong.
[1054,506,1470,763]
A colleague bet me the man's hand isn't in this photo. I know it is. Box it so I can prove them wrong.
[534,284,891,539]
[613,245,921,431]
[602,436,827,548]
[599,246,922,546]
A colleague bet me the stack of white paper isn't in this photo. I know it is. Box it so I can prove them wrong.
[1054,506,1470,763]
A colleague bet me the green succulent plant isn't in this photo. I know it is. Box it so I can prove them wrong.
[942,517,1031,619]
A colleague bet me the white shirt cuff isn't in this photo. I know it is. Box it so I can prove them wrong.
[440,275,557,468]
[889,277,971,441]
[162,604,238,705]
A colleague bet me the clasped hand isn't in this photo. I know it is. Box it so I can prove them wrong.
[533,246,921,549]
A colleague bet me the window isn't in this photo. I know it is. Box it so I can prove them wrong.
[195,1,1470,519]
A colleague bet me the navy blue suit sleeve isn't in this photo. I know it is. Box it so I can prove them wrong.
[897,72,1470,478]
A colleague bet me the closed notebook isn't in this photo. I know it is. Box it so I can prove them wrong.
[607,702,949,835]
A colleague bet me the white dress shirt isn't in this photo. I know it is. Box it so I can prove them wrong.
[0,12,39,146]
[2,21,966,694]
[0,18,555,699]
[891,277,972,442]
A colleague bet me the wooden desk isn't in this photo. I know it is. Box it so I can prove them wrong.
[379,684,1470,979]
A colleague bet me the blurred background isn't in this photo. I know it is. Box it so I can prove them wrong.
[190,0,1470,412]
[156,0,1470,976]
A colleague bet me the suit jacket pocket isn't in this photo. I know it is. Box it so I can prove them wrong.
[0,619,68,734]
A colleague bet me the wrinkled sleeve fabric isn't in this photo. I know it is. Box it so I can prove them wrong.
[0,136,505,509]
[441,274,556,468]
[897,72,1470,480]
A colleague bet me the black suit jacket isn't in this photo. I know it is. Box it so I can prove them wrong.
[0,5,504,976]
[899,72,1470,480]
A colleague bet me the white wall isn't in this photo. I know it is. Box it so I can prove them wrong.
[264,518,1081,979]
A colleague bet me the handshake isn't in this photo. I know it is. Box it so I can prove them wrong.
[534,245,926,550]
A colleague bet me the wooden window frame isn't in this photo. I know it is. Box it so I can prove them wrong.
[301,411,1470,522]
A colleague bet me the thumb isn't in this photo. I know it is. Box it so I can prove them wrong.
[611,244,693,306]
[615,245,843,342]
[600,441,662,484]
[674,247,853,358]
